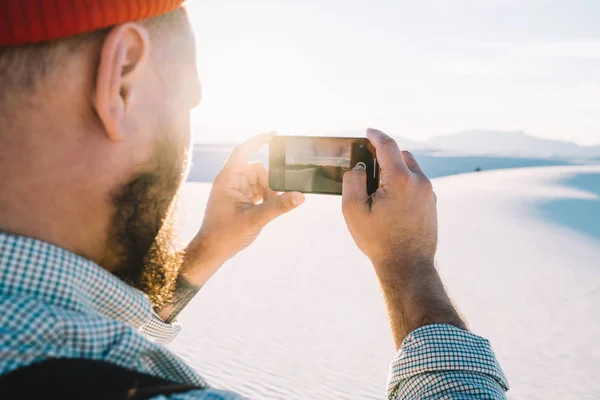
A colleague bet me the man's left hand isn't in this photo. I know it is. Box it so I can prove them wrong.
[181,132,305,287]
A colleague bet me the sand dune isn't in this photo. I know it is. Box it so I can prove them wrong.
[170,165,600,400]
[434,165,600,400]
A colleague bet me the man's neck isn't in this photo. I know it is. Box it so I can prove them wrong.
[0,154,111,270]
[0,200,108,268]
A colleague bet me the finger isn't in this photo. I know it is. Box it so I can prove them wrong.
[250,191,305,226]
[248,163,269,203]
[238,172,252,199]
[366,128,410,178]
[250,186,263,204]
[237,163,269,202]
[245,162,269,188]
[342,164,369,213]
[225,131,276,169]
[401,151,426,179]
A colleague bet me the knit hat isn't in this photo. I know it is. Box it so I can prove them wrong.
[0,0,186,46]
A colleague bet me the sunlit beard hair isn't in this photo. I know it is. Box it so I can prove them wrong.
[109,139,187,309]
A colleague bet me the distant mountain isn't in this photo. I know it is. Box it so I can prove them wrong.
[426,130,600,159]
[192,129,600,160]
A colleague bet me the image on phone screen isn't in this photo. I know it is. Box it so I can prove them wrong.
[269,136,379,195]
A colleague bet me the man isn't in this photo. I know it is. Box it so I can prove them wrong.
[0,2,509,399]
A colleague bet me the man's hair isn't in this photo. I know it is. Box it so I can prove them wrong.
[0,30,106,92]
[0,8,187,99]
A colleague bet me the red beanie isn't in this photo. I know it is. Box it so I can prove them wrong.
[0,0,187,46]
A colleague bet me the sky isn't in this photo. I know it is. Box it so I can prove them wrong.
[186,0,600,146]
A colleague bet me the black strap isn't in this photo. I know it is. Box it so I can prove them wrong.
[0,358,204,400]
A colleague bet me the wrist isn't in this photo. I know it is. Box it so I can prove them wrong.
[180,235,228,287]
[371,253,436,282]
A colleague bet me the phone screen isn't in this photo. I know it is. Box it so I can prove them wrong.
[269,136,379,195]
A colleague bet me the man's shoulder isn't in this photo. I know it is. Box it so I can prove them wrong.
[0,294,61,375]
[0,295,244,399]
[0,293,143,376]
[0,294,64,337]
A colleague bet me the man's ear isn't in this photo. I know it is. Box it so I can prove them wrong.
[95,23,150,142]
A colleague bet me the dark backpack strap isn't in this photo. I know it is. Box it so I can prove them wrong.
[0,358,204,400]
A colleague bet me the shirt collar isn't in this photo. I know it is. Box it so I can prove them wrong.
[0,232,152,329]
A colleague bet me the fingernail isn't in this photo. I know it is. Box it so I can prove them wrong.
[353,163,366,170]
[292,192,305,206]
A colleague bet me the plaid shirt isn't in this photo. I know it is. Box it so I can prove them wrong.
[0,232,508,399]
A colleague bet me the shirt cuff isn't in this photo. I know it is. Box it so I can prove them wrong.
[387,324,509,399]
[139,309,182,344]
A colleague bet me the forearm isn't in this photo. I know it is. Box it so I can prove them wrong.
[375,259,467,350]
[378,260,508,399]
[156,274,203,323]
[156,238,226,323]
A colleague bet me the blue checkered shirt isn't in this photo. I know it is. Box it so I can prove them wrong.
[0,232,508,399]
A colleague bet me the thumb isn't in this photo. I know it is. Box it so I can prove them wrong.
[342,164,369,213]
[251,191,305,226]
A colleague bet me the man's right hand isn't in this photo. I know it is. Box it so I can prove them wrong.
[342,128,466,349]
[342,128,438,275]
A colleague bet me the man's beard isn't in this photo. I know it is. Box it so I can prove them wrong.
[108,139,188,309]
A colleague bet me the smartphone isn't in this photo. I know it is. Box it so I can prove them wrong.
[269,136,379,195]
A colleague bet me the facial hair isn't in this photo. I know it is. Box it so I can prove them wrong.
[108,138,188,309]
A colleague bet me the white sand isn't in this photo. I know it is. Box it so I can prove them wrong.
[170,165,600,400]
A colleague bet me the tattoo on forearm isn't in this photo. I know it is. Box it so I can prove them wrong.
[163,275,202,324]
